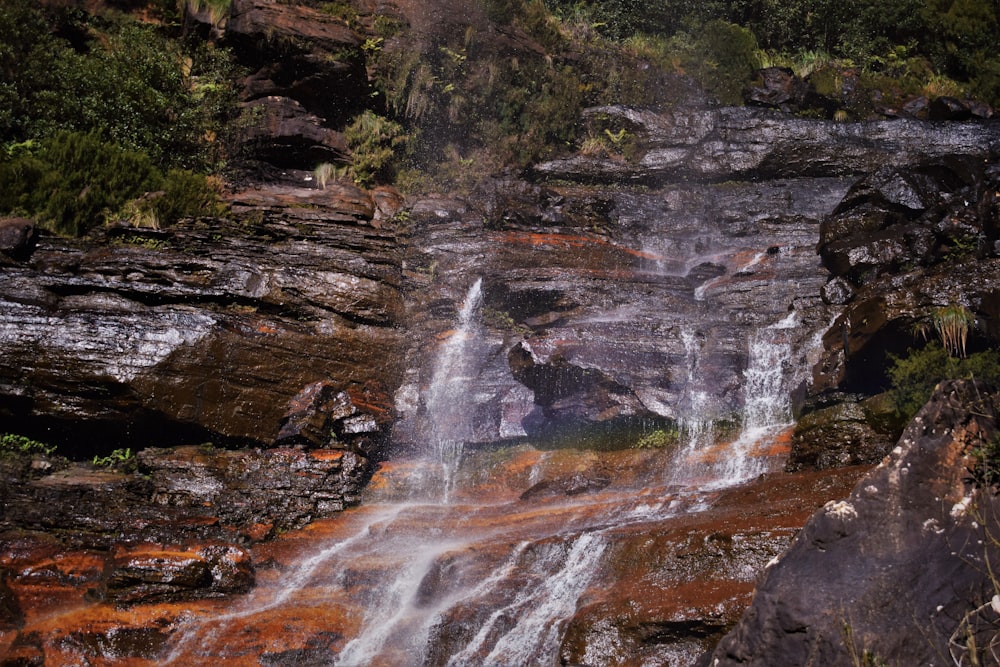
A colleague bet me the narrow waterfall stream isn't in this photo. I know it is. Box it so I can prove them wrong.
[419,278,484,502]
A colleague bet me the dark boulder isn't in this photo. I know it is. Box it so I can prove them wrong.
[710,380,1000,666]
[0,218,37,261]
[929,96,974,121]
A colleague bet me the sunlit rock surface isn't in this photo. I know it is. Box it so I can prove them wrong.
[0,445,867,665]
[711,380,1000,666]
[0,184,404,452]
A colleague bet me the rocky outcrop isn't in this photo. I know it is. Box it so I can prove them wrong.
[810,158,1000,395]
[226,0,367,123]
[533,106,1000,183]
[710,380,1000,666]
[100,542,253,605]
[0,218,37,262]
[0,184,405,453]
[508,339,667,444]
[785,393,899,471]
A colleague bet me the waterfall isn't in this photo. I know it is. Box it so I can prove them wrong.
[718,312,797,485]
[466,532,608,666]
[421,278,483,500]
[677,328,713,451]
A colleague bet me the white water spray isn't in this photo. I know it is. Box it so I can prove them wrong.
[422,278,483,500]
[677,328,713,451]
[719,313,797,484]
[448,531,609,666]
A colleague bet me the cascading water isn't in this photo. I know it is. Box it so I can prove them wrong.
[677,328,714,451]
[719,311,798,485]
[421,278,483,501]
[152,173,843,667]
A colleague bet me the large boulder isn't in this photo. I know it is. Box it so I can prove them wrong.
[0,218,37,261]
[710,380,1000,666]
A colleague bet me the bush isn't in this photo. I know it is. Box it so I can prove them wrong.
[344,111,410,187]
[0,1,243,171]
[0,131,220,236]
[889,342,1000,421]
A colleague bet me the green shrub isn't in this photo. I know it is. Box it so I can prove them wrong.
[0,132,221,236]
[889,342,1000,421]
[0,433,56,457]
[344,111,410,187]
[668,20,761,105]
[968,434,1000,491]
[0,1,243,171]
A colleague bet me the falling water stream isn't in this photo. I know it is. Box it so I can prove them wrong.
[163,273,809,666]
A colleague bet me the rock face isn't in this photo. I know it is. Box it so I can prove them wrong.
[810,158,1000,395]
[710,380,1000,666]
[533,106,1000,183]
[0,184,404,454]
[393,110,1000,451]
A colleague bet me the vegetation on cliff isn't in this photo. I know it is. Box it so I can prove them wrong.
[0,0,996,233]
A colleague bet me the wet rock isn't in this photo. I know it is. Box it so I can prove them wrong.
[275,381,380,454]
[820,276,854,305]
[710,380,1000,666]
[519,472,612,500]
[0,219,37,261]
[785,396,897,471]
[139,445,372,528]
[0,571,22,629]
[533,106,1000,183]
[0,184,404,450]
[1,640,44,667]
[509,340,662,444]
[101,542,253,605]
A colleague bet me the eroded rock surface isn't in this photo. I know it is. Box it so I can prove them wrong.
[711,380,1000,666]
[0,184,404,453]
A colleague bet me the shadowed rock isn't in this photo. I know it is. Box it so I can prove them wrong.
[710,380,1000,666]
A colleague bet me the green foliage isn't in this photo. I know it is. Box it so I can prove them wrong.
[0,0,244,171]
[932,303,975,358]
[968,433,1000,491]
[542,0,1000,107]
[889,342,1000,421]
[344,111,410,187]
[92,447,136,471]
[0,131,220,236]
[0,433,56,457]
[669,20,762,105]
[634,428,680,449]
